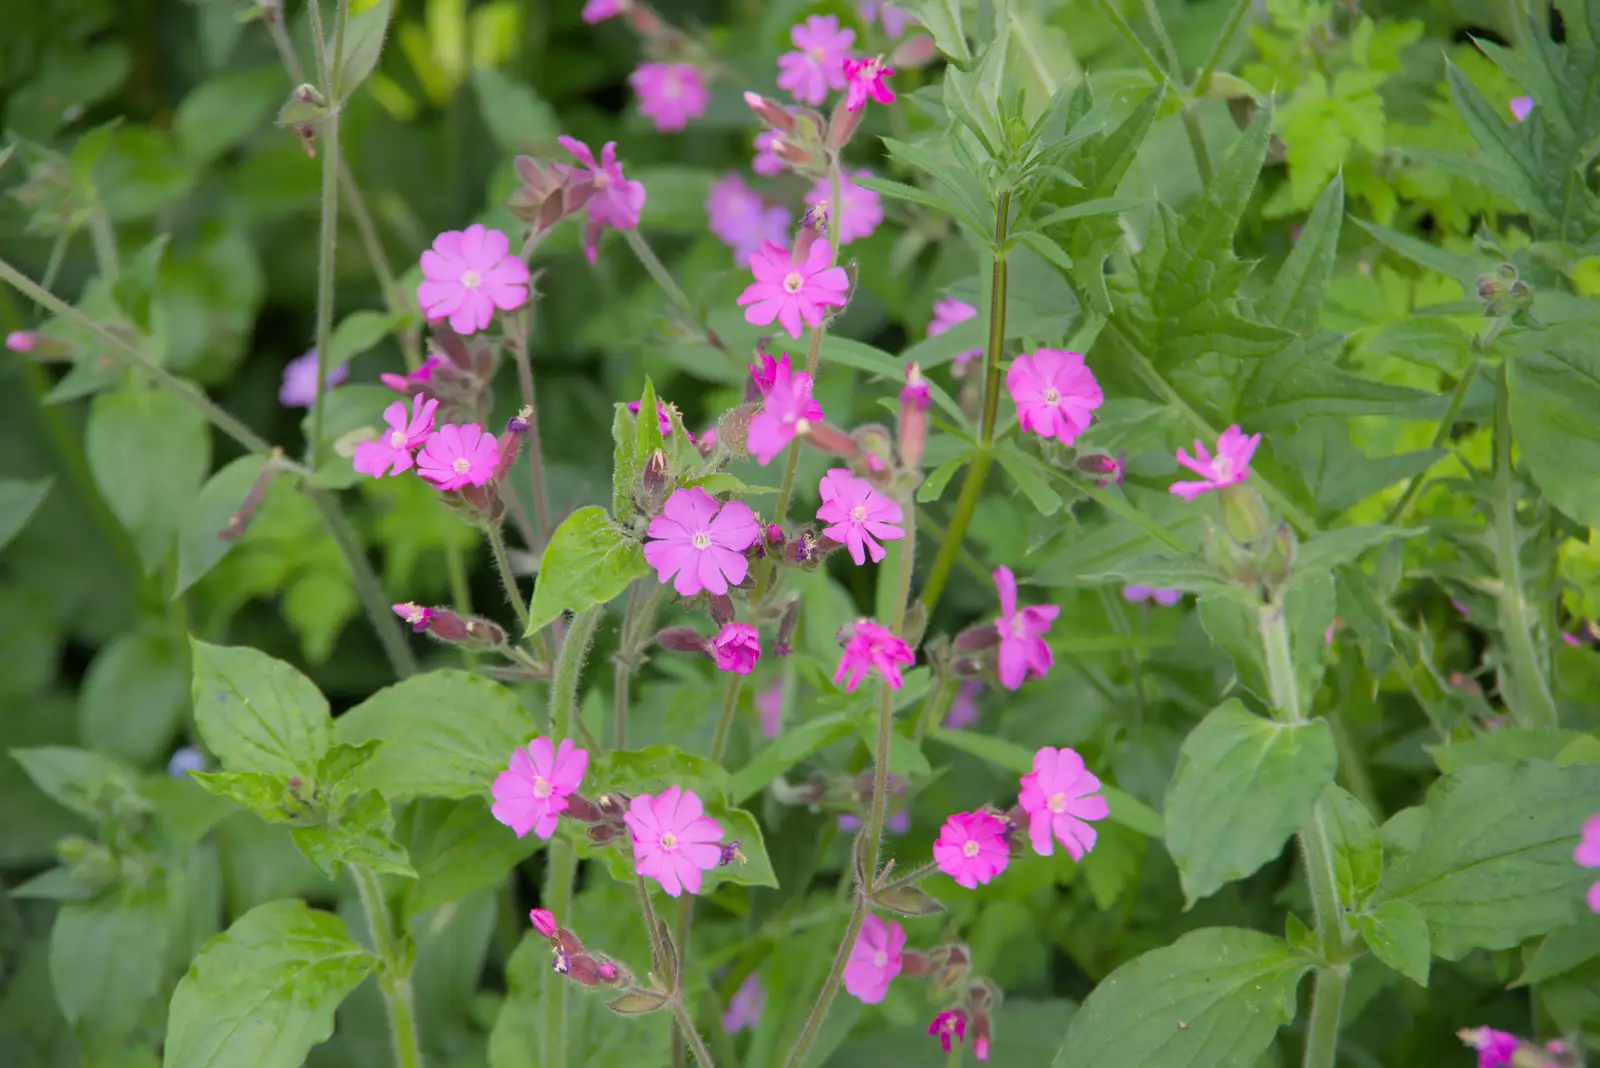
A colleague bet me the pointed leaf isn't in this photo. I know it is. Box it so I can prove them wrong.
[525,506,649,636]
[332,0,392,100]
[0,477,52,554]
[190,641,330,779]
[1260,176,1342,336]
[1357,900,1431,986]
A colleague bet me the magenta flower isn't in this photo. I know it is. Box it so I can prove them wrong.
[929,1011,967,1054]
[1458,1028,1519,1068]
[1510,95,1535,122]
[933,810,1011,889]
[838,810,910,834]
[1123,585,1182,607]
[993,566,1057,690]
[624,786,725,897]
[353,395,440,478]
[643,487,760,596]
[417,423,500,490]
[557,137,647,263]
[711,622,761,675]
[630,62,711,132]
[491,736,589,839]
[5,331,34,353]
[722,974,766,1034]
[805,169,883,245]
[928,296,982,372]
[753,130,786,176]
[1576,814,1600,913]
[777,15,855,106]
[746,354,824,464]
[834,618,916,692]
[628,399,691,441]
[380,355,445,394]
[816,468,905,565]
[1018,746,1109,859]
[843,57,896,111]
[417,224,530,336]
[749,349,784,397]
[582,0,624,21]
[279,349,348,407]
[945,680,981,729]
[843,914,905,1004]
[1170,425,1262,500]
[392,602,434,632]
[860,1,914,36]
[1006,348,1103,446]
[706,173,794,265]
[755,680,783,738]
[529,908,559,937]
[738,238,850,340]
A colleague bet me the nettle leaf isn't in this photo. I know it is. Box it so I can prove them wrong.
[1293,525,1422,575]
[1356,900,1431,986]
[1163,701,1338,906]
[1507,321,1600,528]
[1053,927,1311,1068]
[163,899,376,1068]
[399,798,541,917]
[524,506,649,636]
[86,388,211,571]
[1320,785,1382,912]
[190,771,296,823]
[1375,759,1600,959]
[190,640,330,779]
[51,887,170,1038]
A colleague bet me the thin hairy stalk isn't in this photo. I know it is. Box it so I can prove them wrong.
[710,675,744,763]
[780,901,867,1068]
[444,541,478,670]
[891,504,917,634]
[669,999,717,1068]
[613,583,663,750]
[1301,962,1348,1068]
[1137,0,1183,74]
[40,231,70,291]
[1192,0,1255,94]
[947,1041,964,1068]
[485,524,530,632]
[635,874,674,985]
[914,509,989,584]
[309,490,419,678]
[621,228,734,364]
[1384,356,1480,524]
[352,864,425,1068]
[509,309,553,541]
[307,0,350,469]
[550,606,604,739]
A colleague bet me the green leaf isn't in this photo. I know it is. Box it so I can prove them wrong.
[470,68,558,154]
[10,746,138,821]
[291,790,414,878]
[86,389,211,571]
[524,507,649,636]
[1444,61,1555,228]
[1375,759,1600,959]
[1351,217,1481,289]
[908,0,970,62]
[1320,785,1382,912]
[917,452,970,503]
[1053,927,1310,1068]
[1259,175,1343,337]
[162,899,376,1068]
[0,477,52,554]
[819,335,967,426]
[706,804,778,890]
[1356,901,1431,986]
[1359,317,1473,374]
[174,66,281,166]
[1292,525,1422,576]
[332,0,392,99]
[190,640,330,779]
[79,627,186,766]
[995,441,1064,514]
[880,138,992,242]
[1028,196,1145,231]
[1514,922,1600,987]
[191,771,295,822]
[852,175,990,234]
[399,798,542,917]
[592,745,732,801]
[636,377,665,465]
[1011,229,1075,275]
[612,403,640,523]
[1507,321,1600,528]
[175,455,272,597]
[682,473,776,496]
[1163,701,1338,906]
[326,310,396,370]
[1424,728,1584,774]
[729,712,855,804]
[51,889,169,1037]
[333,669,531,800]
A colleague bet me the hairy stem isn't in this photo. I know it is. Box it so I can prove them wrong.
[1082,0,1172,86]
[542,842,576,1068]
[88,207,120,282]
[1302,962,1348,1068]
[710,675,743,763]
[1192,0,1256,94]
[352,864,425,1068]
[307,0,349,469]
[444,540,478,670]
[1181,109,1215,186]
[509,310,553,543]
[912,677,959,743]
[309,490,419,678]
[550,606,603,740]
[613,583,662,750]
[1384,356,1479,525]
[486,524,530,632]
[669,998,717,1068]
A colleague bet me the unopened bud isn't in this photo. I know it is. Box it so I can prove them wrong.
[655,627,709,654]
[744,91,798,134]
[587,823,618,844]
[568,954,605,986]
[464,617,507,648]
[890,33,939,68]
[640,449,669,509]
[901,950,931,977]
[221,450,285,541]
[5,331,35,353]
[1075,451,1124,487]
[708,593,735,626]
[765,523,784,545]
[292,83,326,108]
[623,3,666,37]
[529,908,559,938]
[425,609,471,643]
[774,598,801,657]
[953,623,1001,652]
[803,421,861,458]
[828,97,863,150]
[951,656,986,677]
[897,363,930,467]
[718,403,759,457]
[564,794,602,822]
[494,431,522,481]
[1218,483,1271,543]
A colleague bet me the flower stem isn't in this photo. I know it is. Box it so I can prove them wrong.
[891,501,917,635]
[780,900,868,1068]
[88,206,120,282]
[911,677,958,743]
[444,540,478,671]
[669,998,717,1068]
[550,605,603,741]
[613,583,663,750]
[352,864,426,1068]
[709,675,743,762]
[307,0,349,471]
[1192,0,1255,94]
[634,874,673,985]
[1383,356,1479,525]
[309,489,419,678]
[620,228,734,366]
[486,523,530,632]
[1302,961,1348,1068]
[542,841,576,1068]
[509,309,553,543]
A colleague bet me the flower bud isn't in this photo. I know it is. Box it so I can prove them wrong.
[774,598,801,657]
[1075,451,1124,487]
[897,363,930,467]
[655,627,709,654]
[587,823,618,844]
[953,623,1001,652]
[464,617,507,648]
[393,603,435,633]
[718,403,759,457]
[5,331,34,353]
[827,96,863,150]
[568,954,604,986]
[901,950,931,977]
[744,91,798,134]
[890,33,939,68]
[623,3,665,37]
[493,430,522,481]
[529,908,559,938]
[639,449,669,513]
[1260,522,1297,590]
[803,421,861,458]
[708,593,735,627]
[425,609,471,643]
[766,523,784,545]
[1218,483,1271,543]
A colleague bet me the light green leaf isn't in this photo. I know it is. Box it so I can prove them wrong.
[1351,217,1481,288]
[1319,785,1382,912]
[174,66,281,166]
[0,477,52,554]
[191,771,295,822]
[611,402,639,522]
[400,798,542,917]
[730,713,855,805]
[682,473,777,496]
[592,745,731,801]
[175,455,272,597]
[11,746,138,822]
[1163,701,1338,905]
[1053,927,1310,1068]
[1425,728,1584,774]
[995,441,1063,514]
[326,310,397,369]
[86,389,211,570]
[190,640,330,779]
[917,452,970,503]
[470,68,558,154]
[1514,922,1600,987]
[852,174,990,234]
[79,627,186,766]
[524,507,649,636]
[908,0,971,62]
[162,900,376,1068]
[291,790,414,878]
[636,377,665,464]
[51,889,169,1037]
[1293,525,1422,576]
[1012,229,1075,275]
[1507,321,1600,529]
[332,0,392,99]
[1029,197,1145,231]
[1356,900,1431,986]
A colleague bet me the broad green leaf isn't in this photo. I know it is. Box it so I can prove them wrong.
[524,507,649,636]
[79,627,186,765]
[1163,701,1338,905]
[858,717,932,780]
[1356,900,1430,986]
[191,771,295,822]
[1515,922,1600,987]
[730,712,855,804]
[0,477,52,554]
[470,68,558,154]
[334,669,530,800]
[400,798,541,917]
[86,389,211,570]
[326,310,396,369]
[332,0,392,99]
[291,790,414,878]
[1292,525,1422,576]
[11,746,138,821]
[1424,728,1585,774]
[1053,927,1310,1068]
[995,441,1063,514]
[1319,785,1382,912]
[190,640,330,779]
[1198,571,1335,713]
[682,473,777,496]
[175,455,272,596]
[1375,759,1600,959]
[592,745,732,800]
[909,0,971,62]
[705,803,778,890]
[51,888,169,1037]
[1507,322,1600,529]
[162,899,376,1068]
[1555,734,1600,765]
[1359,317,1473,374]
[173,66,281,166]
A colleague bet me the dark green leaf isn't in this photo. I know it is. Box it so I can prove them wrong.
[332,0,392,100]
[190,640,330,779]
[50,888,169,1037]
[86,389,211,571]
[0,477,52,554]
[525,507,649,636]
[471,68,558,154]
[175,455,272,596]
[1515,922,1600,987]
[174,66,281,166]
[1260,175,1342,337]
[1507,321,1600,528]
[1356,900,1431,986]
[729,712,854,804]
[909,0,971,62]
[995,441,1063,514]
[1320,785,1382,912]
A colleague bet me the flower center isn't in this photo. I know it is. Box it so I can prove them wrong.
[872,950,887,968]
[851,504,867,522]
[1211,456,1234,481]
[1043,387,1061,405]
[532,775,552,799]
[783,271,805,293]
[962,840,980,857]
[460,269,482,289]
[389,430,408,448]
[807,46,826,62]
[692,531,712,550]
[593,169,611,189]
[663,75,682,99]
[452,457,471,474]
[1048,791,1069,813]
[660,832,679,851]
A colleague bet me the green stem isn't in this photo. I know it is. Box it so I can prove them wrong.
[890,501,916,635]
[709,675,743,763]
[1192,0,1255,93]
[1383,356,1479,525]
[352,864,425,1068]
[39,232,70,292]
[1082,0,1172,86]
[1099,586,1146,729]
[1302,962,1348,1068]
[947,1039,965,1068]
[549,605,602,740]
[509,310,553,542]
[542,842,576,1068]
[912,677,959,743]
[485,524,530,632]
[1138,0,1183,74]
[635,874,673,986]
[669,999,717,1068]
[914,509,990,585]
[88,207,120,281]
[309,489,419,678]
[612,583,663,751]
[1258,603,1300,723]
[620,228,734,365]
[1181,108,1215,186]
[444,540,478,670]
[308,0,350,470]
[780,900,868,1068]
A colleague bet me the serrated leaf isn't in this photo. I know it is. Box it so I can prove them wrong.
[1293,525,1422,575]
[290,790,414,878]
[1357,900,1431,986]
[1259,176,1343,337]
[332,0,392,100]
[525,507,649,636]
[1444,61,1557,229]
[190,641,330,779]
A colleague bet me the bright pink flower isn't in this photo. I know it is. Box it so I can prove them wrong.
[945,680,981,729]
[777,15,855,106]
[753,130,785,176]
[583,0,624,21]
[1018,746,1109,860]
[843,913,904,1004]
[644,487,760,596]
[278,349,347,407]
[380,355,445,393]
[557,137,646,264]
[933,810,1011,889]
[834,618,915,692]
[417,224,530,336]
[738,238,850,340]
[491,736,589,839]
[417,423,500,490]
[816,469,904,565]
[993,566,1057,690]
[1006,348,1103,446]
[860,1,913,36]
[975,1034,990,1062]
[805,169,882,244]
[1577,814,1600,913]
[928,296,982,372]
[1459,1028,1520,1068]
[628,399,692,441]
[1170,425,1261,501]
[746,354,824,464]
[392,602,434,632]
[353,394,440,478]
[749,349,784,397]
[624,785,725,897]
[630,62,711,132]
[722,974,765,1034]
[706,173,793,264]
[755,680,784,738]
[711,622,761,674]
[929,1011,967,1054]
[900,362,931,411]
[529,908,558,938]
[1123,585,1182,607]
[5,331,35,353]
[843,57,896,111]
[1510,95,1534,122]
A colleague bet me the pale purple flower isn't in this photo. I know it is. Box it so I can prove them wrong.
[1510,95,1535,122]
[630,62,711,132]
[624,786,725,897]
[843,914,904,1004]
[805,169,882,244]
[722,974,766,1034]
[5,331,35,353]
[417,224,530,336]
[945,681,980,729]
[753,130,785,176]
[737,238,850,340]
[353,395,439,478]
[1006,348,1103,446]
[417,423,500,491]
[860,1,914,36]
[746,353,824,464]
[777,15,855,106]
[1170,425,1261,501]
[278,349,347,407]
[838,811,910,834]
[167,747,206,778]
[994,566,1057,690]
[1018,746,1109,860]
[711,622,761,675]
[843,57,896,111]
[583,0,624,21]
[491,736,589,839]
[933,810,1010,889]
[557,137,647,263]
[1576,813,1600,914]
[643,487,760,596]
[706,173,793,264]
[1123,585,1182,607]
[816,468,904,565]
[929,297,981,372]
[834,618,915,692]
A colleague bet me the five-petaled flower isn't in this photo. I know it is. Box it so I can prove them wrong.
[491,736,589,840]
[630,62,711,132]
[1006,348,1103,446]
[843,56,896,110]
[353,395,440,478]
[843,913,905,1003]
[777,15,855,105]
[816,469,904,565]
[746,353,824,464]
[417,224,530,336]
[993,566,1057,690]
[644,488,760,596]
[417,423,501,491]
[1576,813,1600,913]
[834,618,915,692]
[711,622,762,675]
[556,136,647,263]
[929,1011,967,1054]
[1018,746,1109,859]
[933,810,1011,889]
[1169,424,1261,500]
[624,786,725,897]
[738,238,850,340]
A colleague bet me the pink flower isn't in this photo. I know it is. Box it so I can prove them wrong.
[380,355,445,394]
[933,810,1011,889]
[583,0,624,21]
[929,1011,967,1054]
[417,423,500,490]
[746,353,824,464]
[945,680,981,729]
[1170,425,1261,501]
[843,914,904,1003]
[1510,95,1535,122]
[353,395,440,478]
[1577,814,1600,913]
[491,736,589,839]
[738,238,850,340]
[838,811,910,834]
[816,469,904,565]
[557,137,647,263]
[834,618,915,692]
[1123,585,1182,607]
[278,349,347,407]
[900,362,931,411]
[993,566,1057,690]
[624,786,725,897]
[1018,746,1109,859]
[722,974,766,1034]
[529,908,559,937]
[392,602,434,632]
[753,130,785,176]
[929,296,982,372]
[843,57,896,111]
[706,173,794,264]
[5,331,35,353]
[644,487,760,596]
[417,224,530,336]
[1006,348,1103,446]
[749,349,784,397]
[777,15,855,106]
[628,399,691,441]
[630,62,711,132]
[1458,1028,1520,1068]
[711,622,761,674]
[860,1,913,36]
[804,169,883,244]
